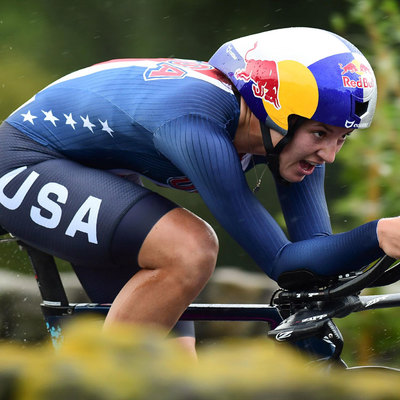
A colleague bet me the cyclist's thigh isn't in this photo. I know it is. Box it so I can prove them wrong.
[0,123,175,268]
[0,123,194,337]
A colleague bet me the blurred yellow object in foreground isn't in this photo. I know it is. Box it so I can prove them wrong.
[0,317,398,400]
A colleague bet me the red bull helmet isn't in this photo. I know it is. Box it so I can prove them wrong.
[209,27,377,134]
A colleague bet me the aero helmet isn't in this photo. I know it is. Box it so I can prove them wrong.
[209,27,376,134]
[209,27,377,182]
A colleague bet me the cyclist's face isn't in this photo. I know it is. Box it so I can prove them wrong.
[279,120,353,183]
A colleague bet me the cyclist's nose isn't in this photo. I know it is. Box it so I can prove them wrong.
[317,144,337,164]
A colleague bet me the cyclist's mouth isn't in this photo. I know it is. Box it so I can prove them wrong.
[299,160,317,175]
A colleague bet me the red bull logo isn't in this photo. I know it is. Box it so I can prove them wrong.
[339,59,374,89]
[234,42,281,109]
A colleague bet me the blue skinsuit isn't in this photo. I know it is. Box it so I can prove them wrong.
[5,58,383,281]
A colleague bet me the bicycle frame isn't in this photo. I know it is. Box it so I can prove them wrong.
[5,237,400,369]
[41,302,283,347]
[21,241,283,347]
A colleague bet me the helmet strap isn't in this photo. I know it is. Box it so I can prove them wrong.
[259,117,304,185]
[259,122,290,185]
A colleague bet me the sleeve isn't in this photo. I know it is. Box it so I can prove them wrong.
[154,115,384,281]
[275,164,332,241]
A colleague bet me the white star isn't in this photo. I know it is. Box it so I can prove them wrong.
[80,115,96,133]
[64,113,77,130]
[98,119,114,137]
[42,110,59,127]
[21,110,37,125]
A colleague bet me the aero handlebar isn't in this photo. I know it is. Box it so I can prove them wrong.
[275,255,397,304]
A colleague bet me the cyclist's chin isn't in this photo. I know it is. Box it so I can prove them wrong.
[280,170,306,183]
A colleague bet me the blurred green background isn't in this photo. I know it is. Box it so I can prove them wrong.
[0,0,400,366]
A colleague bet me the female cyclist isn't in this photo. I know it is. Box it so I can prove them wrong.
[0,27,398,355]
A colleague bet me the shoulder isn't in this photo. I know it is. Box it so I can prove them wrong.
[134,60,239,133]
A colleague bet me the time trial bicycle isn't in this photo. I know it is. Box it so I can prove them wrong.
[1,228,400,372]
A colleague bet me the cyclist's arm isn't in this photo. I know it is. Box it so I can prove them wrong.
[275,164,332,241]
[154,116,383,281]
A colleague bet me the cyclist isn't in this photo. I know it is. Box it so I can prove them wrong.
[0,27,397,355]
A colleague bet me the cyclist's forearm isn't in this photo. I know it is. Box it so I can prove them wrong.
[268,219,383,281]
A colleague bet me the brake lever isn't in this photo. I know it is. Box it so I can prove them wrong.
[269,294,360,341]
[267,308,331,342]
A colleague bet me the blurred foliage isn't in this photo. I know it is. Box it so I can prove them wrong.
[336,296,400,368]
[332,0,400,225]
[1,318,400,400]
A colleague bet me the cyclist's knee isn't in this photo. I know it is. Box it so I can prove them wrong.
[179,217,218,289]
[138,207,218,287]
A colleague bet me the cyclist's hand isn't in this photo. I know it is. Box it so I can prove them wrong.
[377,217,400,259]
